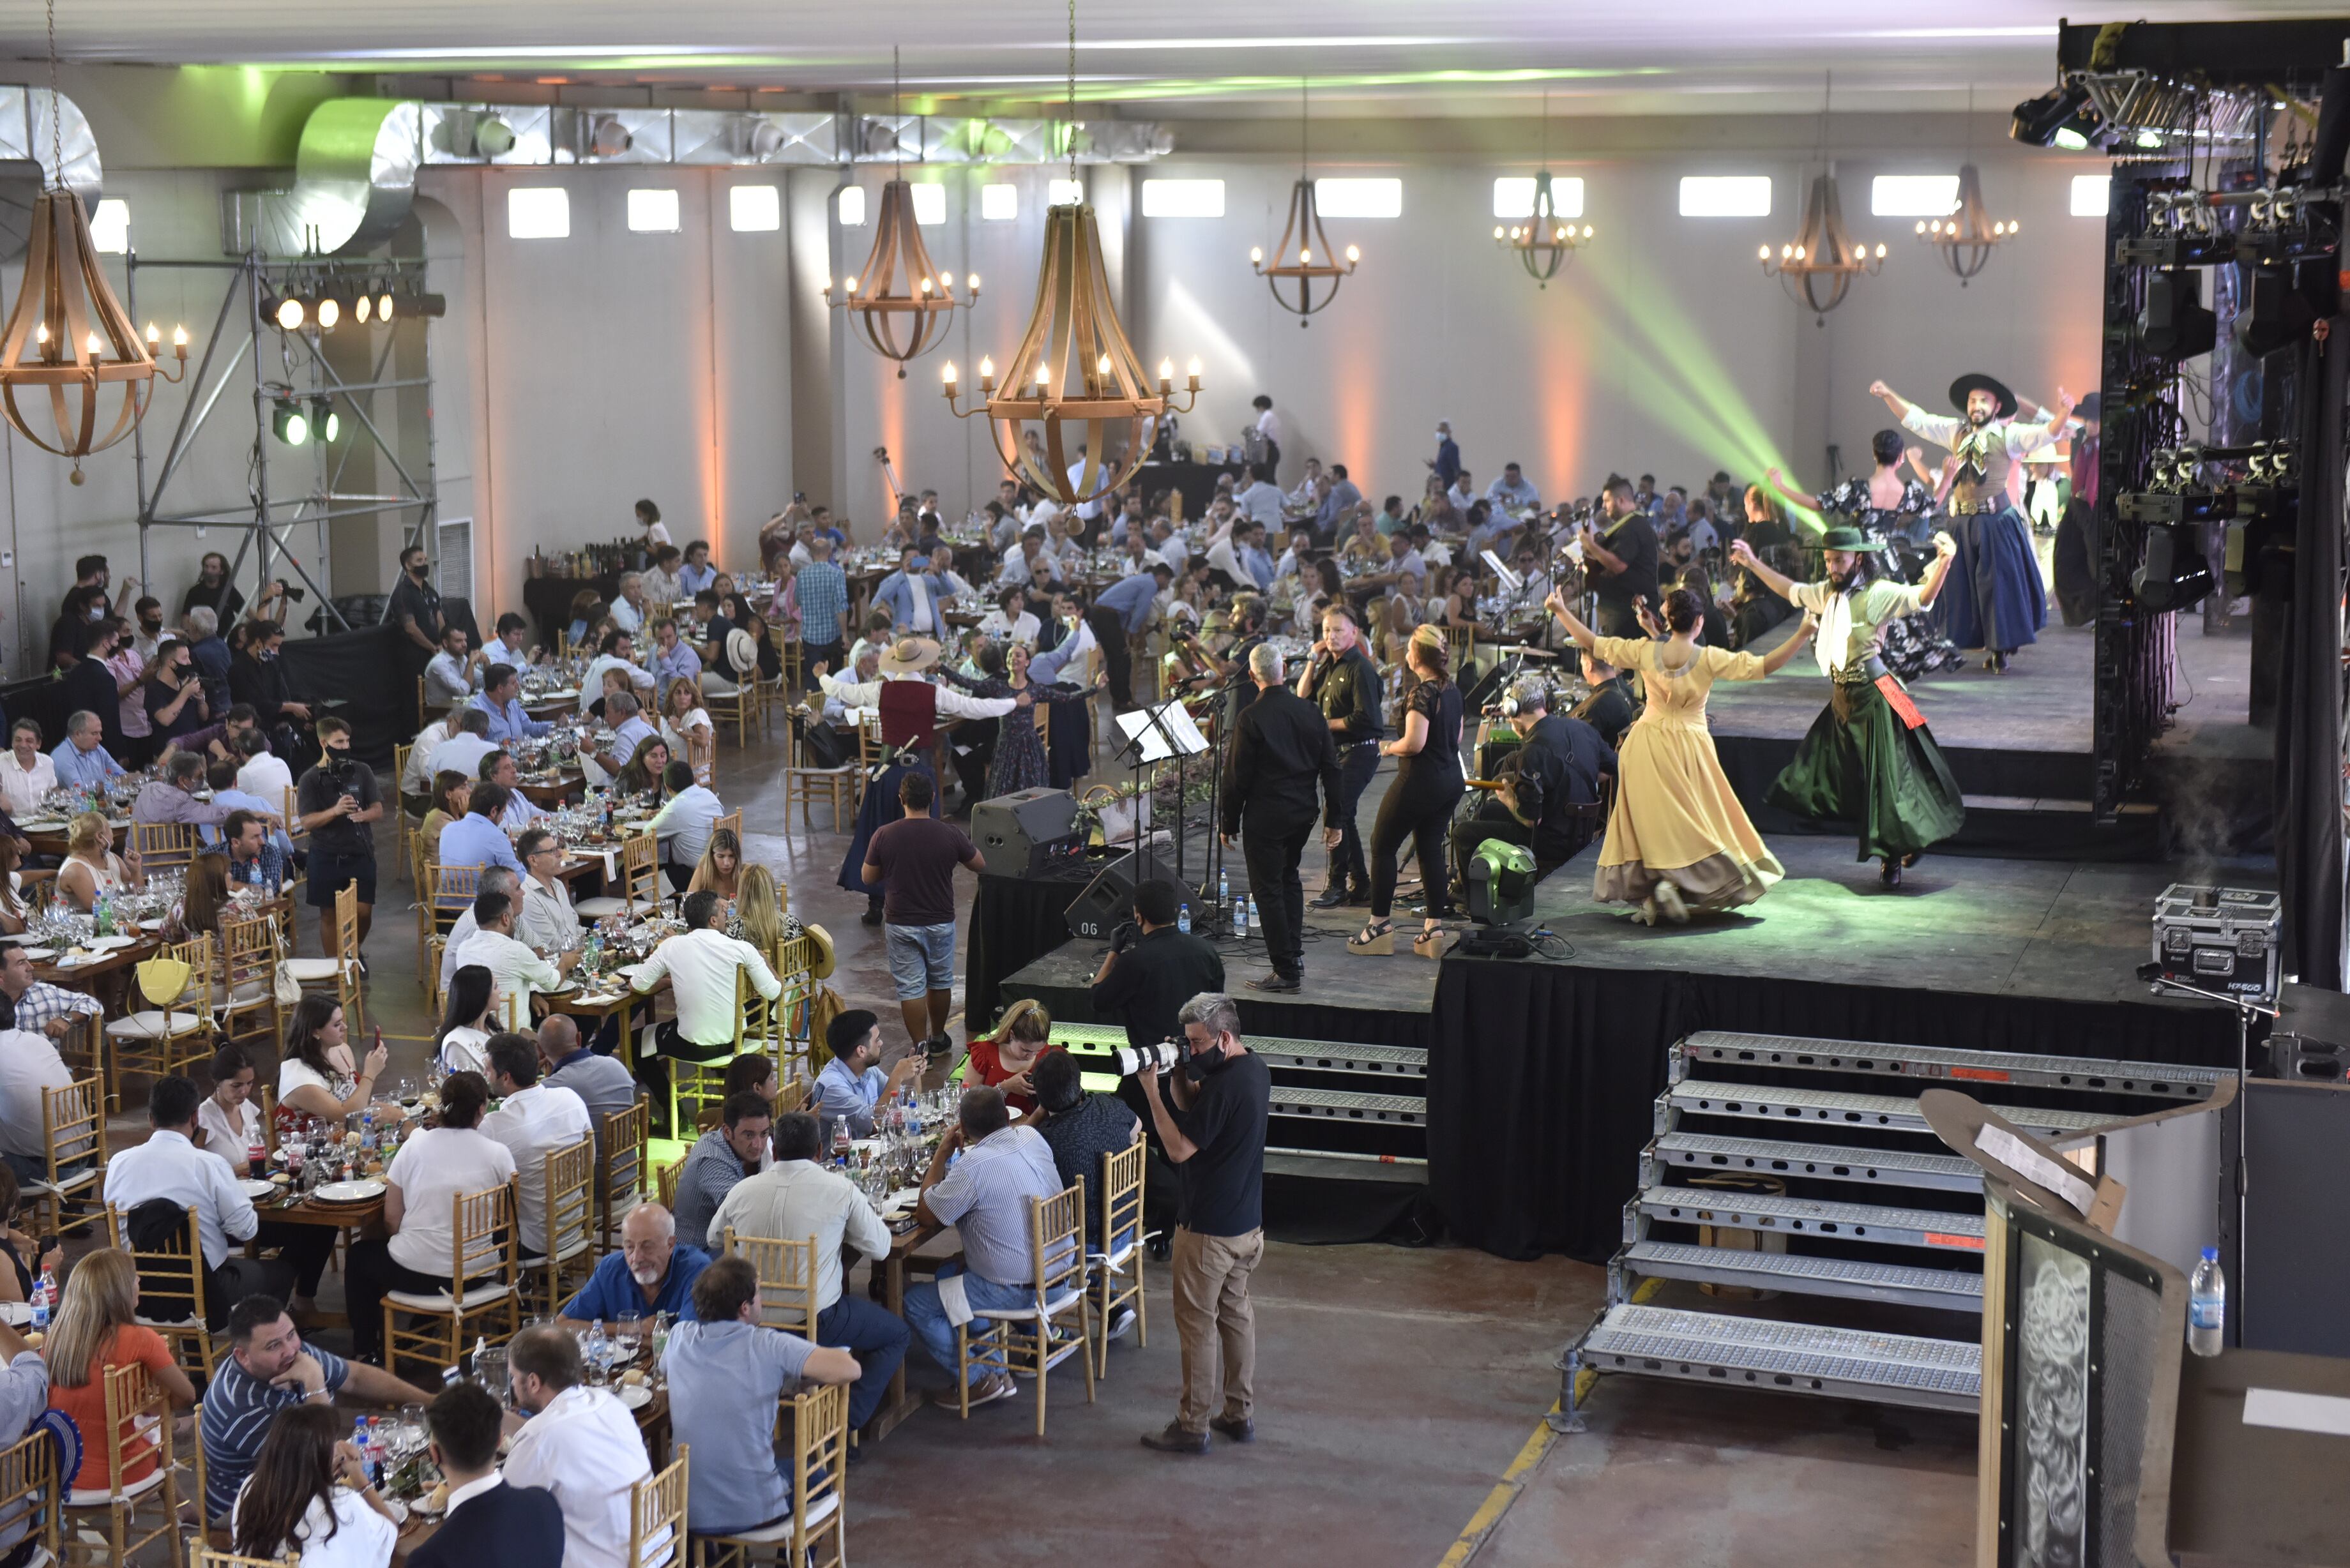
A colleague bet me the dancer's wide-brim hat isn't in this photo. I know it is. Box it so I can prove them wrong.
[1948,372,2017,418]
[877,637,941,675]
[1817,526,1870,551]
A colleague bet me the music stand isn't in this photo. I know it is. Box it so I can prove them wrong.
[1113,700,1209,883]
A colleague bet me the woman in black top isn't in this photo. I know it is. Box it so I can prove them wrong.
[1353,624,1466,953]
[143,638,211,746]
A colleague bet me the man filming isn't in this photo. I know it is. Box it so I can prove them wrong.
[1450,680,1616,884]
[1135,991,1270,1456]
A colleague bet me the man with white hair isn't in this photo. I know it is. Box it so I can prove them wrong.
[608,571,648,635]
[557,1202,711,1331]
[1220,643,1344,994]
[814,639,1026,724]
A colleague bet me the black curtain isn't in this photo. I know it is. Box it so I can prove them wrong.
[1429,954,2243,1263]
[963,871,1098,1034]
[2275,321,2347,989]
[280,596,474,770]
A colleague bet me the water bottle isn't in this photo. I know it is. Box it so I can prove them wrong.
[2188,1246,2225,1357]
[1234,896,1250,940]
[652,1311,672,1362]
[833,1120,853,1165]
[28,1270,50,1334]
[586,1319,608,1374]
[1177,901,1192,935]
[93,895,112,938]
[1218,869,1229,905]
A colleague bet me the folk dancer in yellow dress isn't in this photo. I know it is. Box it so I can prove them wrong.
[1543,586,1816,924]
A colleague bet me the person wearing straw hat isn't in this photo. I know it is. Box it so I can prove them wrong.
[1731,525,1966,887]
[1871,373,2073,673]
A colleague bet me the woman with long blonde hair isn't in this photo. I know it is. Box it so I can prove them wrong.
[660,675,715,787]
[56,810,141,912]
[686,826,743,904]
[736,863,785,956]
[963,997,1059,1113]
[44,1248,196,1493]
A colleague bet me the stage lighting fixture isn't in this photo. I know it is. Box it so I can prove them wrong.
[2012,81,2102,150]
[269,295,305,331]
[2232,264,2323,357]
[314,291,341,331]
[472,114,516,158]
[2131,524,2214,612]
[377,285,397,322]
[588,114,634,158]
[309,395,338,443]
[2139,269,2217,359]
[353,290,372,324]
[271,395,309,446]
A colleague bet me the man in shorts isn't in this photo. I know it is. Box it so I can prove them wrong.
[294,715,383,959]
[861,772,984,1057]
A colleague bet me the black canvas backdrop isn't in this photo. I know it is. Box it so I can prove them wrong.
[964,870,1100,1035]
[282,596,476,770]
[1429,954,2241,1263]
[2275,320,2347,988]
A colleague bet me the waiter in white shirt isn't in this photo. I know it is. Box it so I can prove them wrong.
[1250,393,1282,477]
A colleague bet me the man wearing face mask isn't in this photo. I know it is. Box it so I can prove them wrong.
[1874,374,2071,674]
[1426,419,1461,488]
[1135,991,1270,1454]
[295,716,383,958]
[386,544,446,723]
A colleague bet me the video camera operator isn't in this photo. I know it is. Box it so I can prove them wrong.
[1135,990,1270,1456]
[1452,679,1615,884]
[1091,878,1222,1247]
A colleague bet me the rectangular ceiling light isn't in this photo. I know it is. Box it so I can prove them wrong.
[1141,178,1226,218]
[1047,178,1084,207]
[836,185,866,226]
[731,185,781,232]
[1492,176,1584,220]
[2070,174,2111,217]
[1678,176,1773,218]
[981,183,1018,222]
[88,197,129,253]
[1870,174,1960,217]
[910,183,948,225]
[1314,177,1402,218]
[506,186,570,239]
[626,188,680,233]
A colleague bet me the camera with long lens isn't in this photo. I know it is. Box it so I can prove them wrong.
[1114,1040,1183,1077]
[277,578,307,604]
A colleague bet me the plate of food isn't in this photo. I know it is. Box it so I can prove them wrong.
[310,1179,386,1203]
[411,1482,448,1518]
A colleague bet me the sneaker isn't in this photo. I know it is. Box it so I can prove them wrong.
[930,1371,1016,1411]
[1141,1421,1210,1455]
[1209,1414,1256,1444]
[1106,1304,1138,1341]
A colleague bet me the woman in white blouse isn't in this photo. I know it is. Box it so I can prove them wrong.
[434,965,497,1075]
[976,584,1040,647]
[230,1403,398,1568]
[195,1043,271,1175]
[275,995,389,1135]
[341,1071,517,1361]
[658,676,714,788]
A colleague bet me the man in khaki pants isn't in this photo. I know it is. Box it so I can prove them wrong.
[1137,991,1272,1454]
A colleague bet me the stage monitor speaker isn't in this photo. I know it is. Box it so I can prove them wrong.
[2140,268,2217,360]
[970,787,1082,877]
[1065,850,1186,942]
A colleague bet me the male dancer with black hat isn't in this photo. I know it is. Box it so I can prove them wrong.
[1870,374,2073,672]
[1731,525,1966,887]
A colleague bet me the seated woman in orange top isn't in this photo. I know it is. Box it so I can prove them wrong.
[43,1248,197,1493]
[961,998,1061,1116]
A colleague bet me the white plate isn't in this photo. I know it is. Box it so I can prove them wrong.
[85,935,137,952]
[239,1179,277,1200]
[52,953,99,968]
[15,949,54,962]
[310,1180,385,1203]
[376,1496,409,1526]
[616,1383,653,1410]
[0,1302,27,1327]
[15,820,64,833]
[409,1489,447,1518]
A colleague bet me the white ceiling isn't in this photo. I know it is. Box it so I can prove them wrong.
[0,1,2306,117]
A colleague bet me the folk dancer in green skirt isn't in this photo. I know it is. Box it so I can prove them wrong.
[1728,527,1967,887]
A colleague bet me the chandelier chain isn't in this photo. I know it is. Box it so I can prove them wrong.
[45,0,59,187]
[1066,0,1077,184]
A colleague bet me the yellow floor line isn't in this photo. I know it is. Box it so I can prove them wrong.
[1437,1278,1660,1567]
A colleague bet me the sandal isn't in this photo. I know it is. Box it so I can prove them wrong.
[1413,923,1448,959]
[1653,881,1690,925]
[1348,918,1395,956]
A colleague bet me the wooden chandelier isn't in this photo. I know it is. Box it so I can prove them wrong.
[943,199,1198,506]
[0,188,186,485]
[1496,172,1593,289]
[1252,177,1357,327]
[1916,163,2016,286]
[1760,171,1885,320]
[826,177,976,379]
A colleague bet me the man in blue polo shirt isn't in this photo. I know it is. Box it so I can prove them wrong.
[1083,564,1169,711]
[557,1202,708,1331]
[436,784,524,875]
[50,710,124,788]
[469,665,550,744]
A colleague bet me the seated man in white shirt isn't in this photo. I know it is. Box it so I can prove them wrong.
[643,762,722,892]
[103,1073,298,1321]
[423,624,480,707]
[501,1325,652,1568]
[426,707,499,788]
[627,889,782,1134]
[608,573,648,635]
[996,527,1061,593]
[438,867,522,994]
[398,709,465,813]
[515,827,581,953]
[480,1034,595,1261]
[452,889,578,1021]
[705,1110,909,1431]
[579,632,655,712]
[0,1027,72,1189]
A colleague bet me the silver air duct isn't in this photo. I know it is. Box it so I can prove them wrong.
[0,85,102,262]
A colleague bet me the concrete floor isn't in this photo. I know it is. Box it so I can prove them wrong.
[96,708,1994,1567]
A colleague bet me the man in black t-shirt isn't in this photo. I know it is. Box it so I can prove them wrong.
[294,716,384,960]
[862,771,983,1057]
[386,545,445,725]
[1582,475,1660,639]
[1137,991,1270,1455]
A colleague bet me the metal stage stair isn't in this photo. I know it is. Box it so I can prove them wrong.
[1043,1021,1429,1184]
[1558,1029,2224,1429]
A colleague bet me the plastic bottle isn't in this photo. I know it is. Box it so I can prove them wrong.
[833,1120,853,1165]
[2188,1246,2225,1356]
[651,1311,672,1362]
[27,1270,50,1334]
[1218,868,1229,905]
[1234,896,1250,940]
[586,1319,608,1375]
[1177,901,1192,935]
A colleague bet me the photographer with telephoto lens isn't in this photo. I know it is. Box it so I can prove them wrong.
[1135,991,1270,1456]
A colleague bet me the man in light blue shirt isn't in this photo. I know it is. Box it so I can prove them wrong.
[1314,464,1364,534]
[1487,461,1542,512]
[469,666,550,743]
[1232,472,1284,531]
[51,710,123,787]
[480,751,547,829]
[812,1010,921,1143]
[593,691,659,781]
[1236,524,1277,592]
[436,788,524,875]
[874,548,950,635]
[424,625,478,707]
[1093,568,1166,637]
[648,620,701,689]
[200,759,297,856]
[902,1087,1068,1405]
[676,541,719,598]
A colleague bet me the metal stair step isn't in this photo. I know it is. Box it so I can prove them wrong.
[1664,1080,2114,1142]
[1646,1131,1984,1194]
[1632,1185,1986,1253]
[1579,1303,1980,1413]
[1674,1030,2226,1100]
[1254,1041,1427,1078]
[1617,1240,1983,1313]
[1267,1085,1425,1126]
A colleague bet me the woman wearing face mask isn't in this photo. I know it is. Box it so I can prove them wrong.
[142,637,211,749]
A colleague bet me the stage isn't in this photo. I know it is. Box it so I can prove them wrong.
[992,831,2255,1263]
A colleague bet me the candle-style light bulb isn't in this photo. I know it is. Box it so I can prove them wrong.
[1758,245,1771,260]
[1096,353,1111,377]
[966,273,979,294]
[84,331,102,356]
[1249,246,1263,264]
[172,325,189,351]
[1185,356,1201,379]
[943,360,958,386]
[920,277,934,295]
[1345,245,1359,263]
[979,356,995,381]
[1158,358,1172,382]
[145,322,160,347]
[1298,247,1310,264]
[1493,225,1505,240]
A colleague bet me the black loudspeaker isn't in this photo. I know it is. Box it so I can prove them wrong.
[2140,269,2217,361]
[1065,851,1186,942]
[969,787,1082,877]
